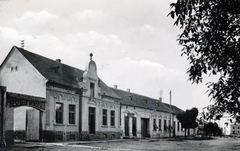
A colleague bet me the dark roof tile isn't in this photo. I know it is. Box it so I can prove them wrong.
[111,88,172,113]
[13,46,182,111]
[17,46,84,89]
[16,46,120,99]
[99,79,121,100]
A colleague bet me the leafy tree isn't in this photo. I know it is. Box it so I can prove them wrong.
[169,1,240,119]
[203,122,222,136]
[177,107,198,138]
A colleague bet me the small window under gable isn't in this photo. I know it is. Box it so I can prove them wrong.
[90,82,95,98]
[11,65,18,72]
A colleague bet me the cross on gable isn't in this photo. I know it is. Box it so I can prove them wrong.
[90,53,93,60]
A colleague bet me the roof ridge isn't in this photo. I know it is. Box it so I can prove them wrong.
[110,87,183,113]
[16,46,84,72]
[14,46,121,99]
[110,87,160,101]
[14,46,84,89]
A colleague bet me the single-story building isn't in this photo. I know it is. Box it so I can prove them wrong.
[0,46,184,144]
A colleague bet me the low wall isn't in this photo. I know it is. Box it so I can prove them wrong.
[80,131,122,140]
[14,130,26,140]
[42,130,79,142]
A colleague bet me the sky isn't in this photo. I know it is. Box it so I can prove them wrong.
[0,0,215,112]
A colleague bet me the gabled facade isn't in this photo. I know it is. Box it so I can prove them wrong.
[0,46,47,98]
[0,46,184,144]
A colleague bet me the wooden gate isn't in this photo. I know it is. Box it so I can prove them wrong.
[26,109,39,141]
[0,91,45,144]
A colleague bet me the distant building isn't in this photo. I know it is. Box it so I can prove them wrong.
[219,114,240,135]
[0,46,184,144]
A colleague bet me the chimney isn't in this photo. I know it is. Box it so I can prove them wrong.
[52,59,61,73]
[127,89,130,92]
[114,85,118,89]
[56,59,61,63]
[159,97,162,102]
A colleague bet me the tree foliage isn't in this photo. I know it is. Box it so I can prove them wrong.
[169,0,240,118]
[205,122,222,136]
[177,107,198,137]
[198,121,222,136]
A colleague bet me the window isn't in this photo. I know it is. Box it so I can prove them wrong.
[164,120,167,131]
[173,121,176,130]
[153,119,157,131]
[90,82,95,97]
[132,117,137,136]
[177,122,180,131]
[168,120,171,130]
[102,109,107,126]
[69,105,75,124]
[56,103,63,124]
[159,119,162,131]
[111,110,115,126]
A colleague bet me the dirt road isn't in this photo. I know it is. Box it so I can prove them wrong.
[2,137,240,151]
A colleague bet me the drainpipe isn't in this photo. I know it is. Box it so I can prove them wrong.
[79,89,83,140]
[169,90,172,138]
[0,86,6,146]
[120,102,122,126]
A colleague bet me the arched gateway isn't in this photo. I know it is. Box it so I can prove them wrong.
[0,86,46,145]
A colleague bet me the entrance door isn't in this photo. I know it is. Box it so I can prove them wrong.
[132,117,137,136]
[89,107,95,134]
[125,116,129,136]
[141,118,149,138]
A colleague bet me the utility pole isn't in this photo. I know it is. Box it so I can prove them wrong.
[169,90,172,138]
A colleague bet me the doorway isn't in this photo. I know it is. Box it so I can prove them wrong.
[132,117,137,136]
[89,107,95,134]
[141,118,149,138]
[125,116,129,136]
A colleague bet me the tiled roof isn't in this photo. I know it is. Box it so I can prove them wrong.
[17,46,84,89]
[11,46,183,112]
[163,103,183,114]
[99,79,121,100]
[111,88,171,113]
[7,92,46,102]
[15,46,120,99]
